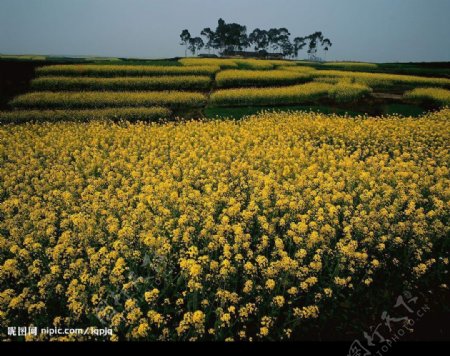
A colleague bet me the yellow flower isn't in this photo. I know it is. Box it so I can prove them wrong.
[272,296,285,308]
[259,327,269,337]
[144,288,160,304]
[201,299,209,307]
[293,305,319,319]
[413,263,428,277]
[265,279,276,290]
[323,288,333,298]
[192,310,205,331]
[220,313,231,327]
[148,310,164,327]
[1,103,448,341]
[244,262,255,273]
[135,322,149,338]
[243,280,253,293]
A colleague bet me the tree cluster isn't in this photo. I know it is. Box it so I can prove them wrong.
[180,19,332,60]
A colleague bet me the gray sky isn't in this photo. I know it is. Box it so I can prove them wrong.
[0,0,449,62]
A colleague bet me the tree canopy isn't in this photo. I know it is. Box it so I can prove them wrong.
[180,19,332,59]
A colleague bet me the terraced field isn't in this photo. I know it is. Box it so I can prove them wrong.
[0,58,450,122]
[1,58,449,123]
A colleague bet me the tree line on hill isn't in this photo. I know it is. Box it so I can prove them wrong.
[180,18,332,60]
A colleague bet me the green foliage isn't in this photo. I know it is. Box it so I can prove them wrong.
[323,62,378,70]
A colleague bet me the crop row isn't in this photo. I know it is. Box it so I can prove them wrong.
[281,67,450,88]
[36,65,220,77]
[31,76,212,91]
[179,58,239,69]
[10,91,207,109]
[0,107,172,124]
[215,70,311,88]
[321,61,379,70]
[210,82,371,106]
[404,87,450,106]
[179,57,296,70]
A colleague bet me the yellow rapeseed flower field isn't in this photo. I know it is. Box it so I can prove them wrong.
[210,82,333,106]
[232,59,274,70]
[36,65,220,77]
[179,58,239,69]
[10,91,207,109]
[216,69,311,87]
[279,65,317,73]
[179,58,294,70]
[404,87,450,106]
[0,109,449,341]
[210,82,371,106]
[328,81,373,102]
[31,76,212,91]
[0,107,172,124]
[311,69,450,88]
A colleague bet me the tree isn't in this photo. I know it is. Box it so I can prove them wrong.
[280,39,294,58]
[249,28,269,51]
[214,18,227,52]
[267,28,280,52]
[179,29,191,57]
[231,23,249,50]
[212,19,248,53]
[306,31,324,61]
[268,28,291,53]
[234,24,249,50]
[293,36,307,58]
[200,27,216,53]
[321,38,332,60]
[179,20,332,59]
[188,37,204,55]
